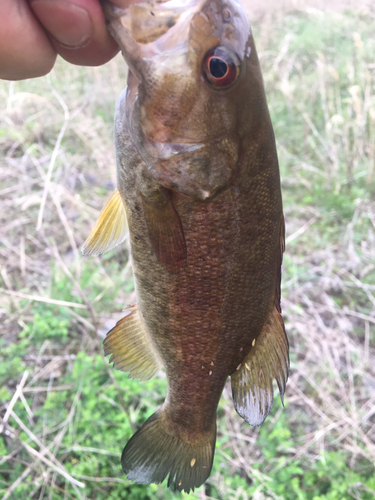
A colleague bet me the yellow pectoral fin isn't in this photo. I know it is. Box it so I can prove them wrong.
[82,188,128,256]
[231,307,289,426]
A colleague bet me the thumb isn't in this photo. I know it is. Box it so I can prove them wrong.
[29,0,119,67]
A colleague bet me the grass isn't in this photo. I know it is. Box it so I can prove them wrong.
[1,1,375,499]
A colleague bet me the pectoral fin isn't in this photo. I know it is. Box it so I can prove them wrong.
[231,307,289,426]
[104,305,162,381]
[141,190,187,273]
[82,188,128,256]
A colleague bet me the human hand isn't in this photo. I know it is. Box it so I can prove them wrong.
[0,0,137,80]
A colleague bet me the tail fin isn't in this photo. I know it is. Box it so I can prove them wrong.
[121,410,216,493]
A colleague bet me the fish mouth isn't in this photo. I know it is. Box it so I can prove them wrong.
[102,0,204,67]
[127,0,200,45]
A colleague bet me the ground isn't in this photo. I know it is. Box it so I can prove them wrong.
[0,1,374,499]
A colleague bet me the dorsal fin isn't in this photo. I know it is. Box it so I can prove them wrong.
[103,305,162,381]
[82,188,128,256]
[231,307,289,426]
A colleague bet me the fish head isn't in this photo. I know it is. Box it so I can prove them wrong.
[105,0,267,198]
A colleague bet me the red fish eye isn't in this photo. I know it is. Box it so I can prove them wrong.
[203,46,240,89]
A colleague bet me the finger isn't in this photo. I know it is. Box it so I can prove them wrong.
[0,0,56,80]
[30,0,121,66]
[109,0,144,7]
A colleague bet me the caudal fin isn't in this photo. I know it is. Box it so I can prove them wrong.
[121,410,216,493]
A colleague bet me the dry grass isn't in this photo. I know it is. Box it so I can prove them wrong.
[0,59,133,499]
[1,1,375,499]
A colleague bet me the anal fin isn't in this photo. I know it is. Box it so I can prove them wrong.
[141,189,186,273]
[103,305,162,381]
[231,307,289,426]
[82,188,128,256]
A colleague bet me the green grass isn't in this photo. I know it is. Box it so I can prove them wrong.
[1,2,375,499]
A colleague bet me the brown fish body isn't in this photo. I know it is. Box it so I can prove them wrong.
[117,118,282,424]
[84,0,289,492]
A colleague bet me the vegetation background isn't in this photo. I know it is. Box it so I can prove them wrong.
[1,0,374,498]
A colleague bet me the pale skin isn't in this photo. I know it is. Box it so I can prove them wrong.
[0,0,141,81]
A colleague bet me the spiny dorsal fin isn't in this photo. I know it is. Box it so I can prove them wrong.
[103,305,162,381]
[231,307,289,426]
[82,188,128,256]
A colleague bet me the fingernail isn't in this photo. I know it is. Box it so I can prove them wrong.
[31,1,93,48]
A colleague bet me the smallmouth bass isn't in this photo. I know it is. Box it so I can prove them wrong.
[83,0,289,492]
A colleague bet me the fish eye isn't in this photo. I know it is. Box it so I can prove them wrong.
[202,46,240,89]
[223,10,231,21]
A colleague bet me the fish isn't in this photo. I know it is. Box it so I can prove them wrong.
[82,0,289,492]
